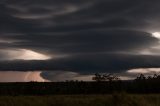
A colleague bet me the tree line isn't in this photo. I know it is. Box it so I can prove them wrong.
[0,73,160,95]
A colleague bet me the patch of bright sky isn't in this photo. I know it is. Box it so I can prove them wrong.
[0,49,51,60]
[127,68,160,74]
[152,32,160,39]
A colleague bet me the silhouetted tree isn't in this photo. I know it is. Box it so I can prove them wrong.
[92,73,105,82]
[103,74,120,82]
[147,76,152,80]
[136,74,146,80]
[92,73,120,82]
[153,74,158,79]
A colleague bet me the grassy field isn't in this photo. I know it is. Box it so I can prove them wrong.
[0,94,160,106]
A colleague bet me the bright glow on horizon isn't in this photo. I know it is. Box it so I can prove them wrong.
[0,71,49,82]
[127,68,160,74]
[24,71,49,82]
[152,32,160,39]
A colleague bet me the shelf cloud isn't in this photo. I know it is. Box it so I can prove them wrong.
[1,0,160,81]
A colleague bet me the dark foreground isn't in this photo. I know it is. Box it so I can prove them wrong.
[0,94,160,106]
[0,80,160,95]
[0,81,160,106]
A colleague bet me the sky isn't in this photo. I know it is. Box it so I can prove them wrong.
[1,0,160,82]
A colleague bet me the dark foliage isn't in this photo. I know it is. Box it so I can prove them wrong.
[92,73,120,82]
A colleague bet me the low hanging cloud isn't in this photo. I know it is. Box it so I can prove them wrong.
[40,71,93,81]
[1,54,160,74]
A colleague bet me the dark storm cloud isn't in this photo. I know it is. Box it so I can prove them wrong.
[40,71,84,82]
[1,54,160,73]
[1,0,160,33]
[3,30,158,55]
[0,0,160,75]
